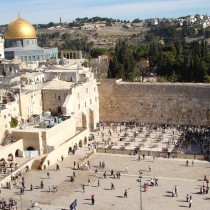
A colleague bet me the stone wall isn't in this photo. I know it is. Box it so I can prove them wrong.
[98,80,210,126]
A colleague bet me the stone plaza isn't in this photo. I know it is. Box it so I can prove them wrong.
[0,132,209,210]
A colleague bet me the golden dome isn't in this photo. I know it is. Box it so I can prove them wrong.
[4,18,36,39]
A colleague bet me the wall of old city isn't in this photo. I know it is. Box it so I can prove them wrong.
[98,80,210,126]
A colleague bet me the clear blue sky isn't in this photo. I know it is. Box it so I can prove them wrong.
[0,0,209,24]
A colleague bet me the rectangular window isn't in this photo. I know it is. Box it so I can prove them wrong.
[86,88,88,94]
[90,99,92,105]
[95,97,97,102]
[78,104,80,110]
[58,96,61,100]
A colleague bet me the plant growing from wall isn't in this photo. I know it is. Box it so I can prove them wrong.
[10,117,18,128]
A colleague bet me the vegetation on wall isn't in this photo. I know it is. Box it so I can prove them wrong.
[10,117,18,128]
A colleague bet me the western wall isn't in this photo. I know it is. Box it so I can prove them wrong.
[98,80,210,126]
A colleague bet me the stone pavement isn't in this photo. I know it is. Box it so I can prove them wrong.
[0,146,209,210]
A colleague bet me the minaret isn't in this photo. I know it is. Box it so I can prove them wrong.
[60,17,62,25]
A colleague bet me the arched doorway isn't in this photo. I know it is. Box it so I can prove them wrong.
[79,140,83,148]
[0,158,5,162]
[27,146,35,151]
[74,143,78,150]
[8,153,14,161]
[84,137,87,145]
[68,147,72,154]
[15,149,22,157]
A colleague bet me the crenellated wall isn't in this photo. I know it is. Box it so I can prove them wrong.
[98,80,210,126]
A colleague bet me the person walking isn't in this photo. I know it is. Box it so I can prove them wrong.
[125,165,128,173]
[88,178,90,186]
[186,194,189,202]
[98,180,100,187]
[189,198,192,208]
[91,195,95,205]
[111,183,115,190]
[124,189,128,198]
[47,171,50,179]
[82,185,85,193]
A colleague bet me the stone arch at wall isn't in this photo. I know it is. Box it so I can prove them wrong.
[27,146,35,151]
[79,140,83,148]
[15,149,22,157]
[74,143,78,150]
[84,136,87,145]
[8,153,14,161]
[68,147,73,154]
[61,50,82,59]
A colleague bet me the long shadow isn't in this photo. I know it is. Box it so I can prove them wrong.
[177,199,187,202]
[74,190,83,193]
[84,199,91,200]
[83,203,93,205]
[203,197,210,200]
[116,196,124,198]
[162,195,172,197]
[104,188,112,190]
[179,205,188,208]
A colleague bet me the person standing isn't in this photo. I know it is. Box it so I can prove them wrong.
[30,184,33,191]
[88,178,90,186]
[91,195,95,205]
[125,165,128,173]
[82,185,85,193]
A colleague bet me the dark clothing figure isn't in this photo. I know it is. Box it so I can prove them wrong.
[124,189,128,198]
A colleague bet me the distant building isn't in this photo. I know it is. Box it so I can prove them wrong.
[0,34,4,60]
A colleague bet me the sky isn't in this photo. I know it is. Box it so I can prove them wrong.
[0,0,210,25]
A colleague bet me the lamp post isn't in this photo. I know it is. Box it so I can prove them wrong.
[19,186,23,210]
[139,170,143,210]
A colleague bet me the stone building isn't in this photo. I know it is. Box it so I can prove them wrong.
[4,17,58,61]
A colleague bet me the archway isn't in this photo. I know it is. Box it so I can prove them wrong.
[27,146,35,151]
[74,143,78,150]
[8,153,14,161]
[15,149,22,157]
[79,140,83,148]
[68,147,73,154]
[0,158,5,162]
[84,137,87,145]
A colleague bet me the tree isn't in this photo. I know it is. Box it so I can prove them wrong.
[108,39,136,81]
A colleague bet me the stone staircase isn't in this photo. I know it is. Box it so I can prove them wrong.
[31,155,47,170]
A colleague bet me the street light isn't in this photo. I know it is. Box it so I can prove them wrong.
[139,170,143,210]
[19,186,23,210]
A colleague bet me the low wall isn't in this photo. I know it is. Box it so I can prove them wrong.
[41,129,89,170]
[96,148,206,160]
[0,139,24,161]
[0,158,34,187]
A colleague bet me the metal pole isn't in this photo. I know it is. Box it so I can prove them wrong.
[19,187,23,210]
[140,177,143,210]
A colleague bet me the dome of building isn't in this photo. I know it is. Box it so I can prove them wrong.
[4,18,36,39]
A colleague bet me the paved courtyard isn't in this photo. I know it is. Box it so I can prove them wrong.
[1,148,209,210]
